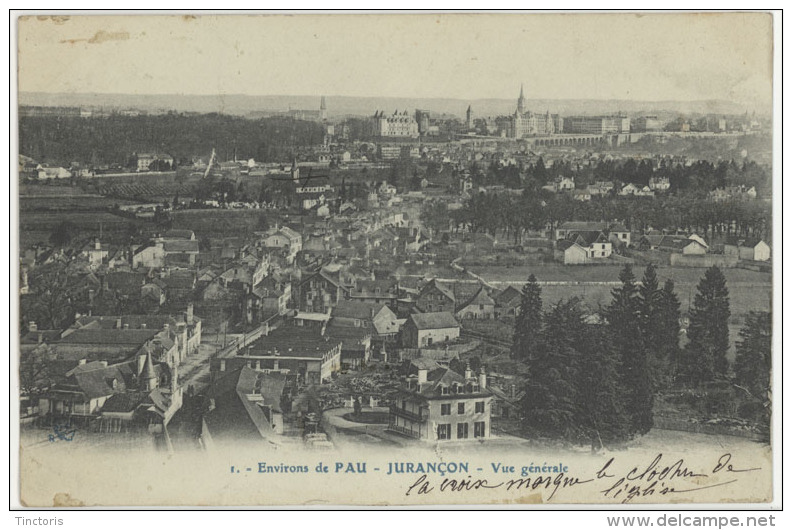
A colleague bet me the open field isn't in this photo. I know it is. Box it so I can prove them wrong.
[170,208,275,237]
[468,264,772,317]
[18,211,151,248]
[20,195,137,211]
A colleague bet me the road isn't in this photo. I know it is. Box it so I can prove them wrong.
[177,333,238,393]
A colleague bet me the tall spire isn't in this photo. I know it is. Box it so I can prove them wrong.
[517,83,526,114]
[320,95,326,110]
[141,345,158,391]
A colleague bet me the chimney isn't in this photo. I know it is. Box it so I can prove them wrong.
[88,289,95,304]
[95,239,101,250]
[116,318,122,329]
[78,359,87,366]
[28,321,37,332]
[124,323,129,329]
[208,398,216,412]
[186,303,194,325]
[262,321,270,336]
[479,367,487,390]
[163,323,169,331]
[464,363,472,380]
[510,384,516,398]
[219,359,226,372]
[417,368,428,385]
[37,332,43,344]
[141,323,146,329]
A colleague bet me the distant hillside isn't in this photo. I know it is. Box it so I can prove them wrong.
[18,92,764,120]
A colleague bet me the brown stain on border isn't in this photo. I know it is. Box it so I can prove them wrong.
[53,493,85,507]
[60,30,130,45]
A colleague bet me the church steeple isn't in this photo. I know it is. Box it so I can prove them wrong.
[517,83,526,114]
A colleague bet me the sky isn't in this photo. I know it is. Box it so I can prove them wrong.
[17,13,774,106]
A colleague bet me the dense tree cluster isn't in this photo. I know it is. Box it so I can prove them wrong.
[511,263,768,446]
[470,156,770,196]
[734,311,772,402]
[448,188,770,244]
[20,113,325,167]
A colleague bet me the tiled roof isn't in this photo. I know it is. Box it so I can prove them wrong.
[332,301,376,320]
[72,365,127,399]
[658,236,700,250]
[556,240,579,252]
[414,368,491,399]
[457,286,495,311]
[495,286,521,305]
[421,279,455,302]
[570,231,608,247]
[101,391,148,413]
[162,240,199,253]
[58,329,158,345]
[248,328,341,359]
[409,312,459,330]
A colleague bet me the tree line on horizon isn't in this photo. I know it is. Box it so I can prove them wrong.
[19,113,326,167]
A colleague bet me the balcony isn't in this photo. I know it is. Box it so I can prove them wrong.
[389,404,426,423]
[387,423,422,439]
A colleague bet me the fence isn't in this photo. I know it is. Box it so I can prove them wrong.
[670,253,739,268]
[625,249,740,269]
[736,261,772,273]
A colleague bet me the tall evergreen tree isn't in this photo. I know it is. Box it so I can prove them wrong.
[512,274,543,361]
[638,263,666,389]
[680,266,731,385]
[605,264,653,435]
[658,279,682,383]
[734,311,771,400]
[576,322,632,451]
[521,298,581,442]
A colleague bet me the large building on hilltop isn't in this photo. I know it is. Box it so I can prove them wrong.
[507,84,563,138]
[563,114,631,134]
[373,110,419,138]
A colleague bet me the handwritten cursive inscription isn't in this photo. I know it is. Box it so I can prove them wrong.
[403,453,760,504]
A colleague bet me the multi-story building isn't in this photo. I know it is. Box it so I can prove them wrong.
[136,153,174,172]
[402,312,460,348]
[563,114,630,134]
[373,110,419,138]
[217,326,342,385]
[297,269,348,313]
[414,279,456,314]
[388,364,493,441]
